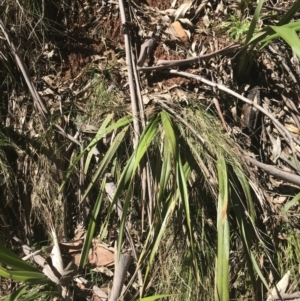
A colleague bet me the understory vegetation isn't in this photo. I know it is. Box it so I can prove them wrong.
[1,0,300,300]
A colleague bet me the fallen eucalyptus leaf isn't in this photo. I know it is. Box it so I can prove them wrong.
[174,2,192,20]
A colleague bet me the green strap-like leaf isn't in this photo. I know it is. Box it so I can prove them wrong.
[245,0,265,45]
[157,150,172,205]
[79,177,106,269]
[0,266,48,283]
[215,157,229,301]
[281,192,300,215]
[81,125,129,202]
[4,285,30,301]
[108,116,160,215]
[278,0,300,26]
[176,156,196,277]
[60,114,132,192]
[132,116,161,175]
[142,194,175,288]
[0,245,41,273]
[234,168,256,221]
[84,114,114,174]
[160,111,177,159]
[107,117,160,259]
[229,167,269,293]
[270,25,300,58]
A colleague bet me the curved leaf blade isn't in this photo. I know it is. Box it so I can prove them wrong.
[79,177,106,269]
[81,125,129,202]
[4,285,30,301]
[270,25,300,58]
[0,245,41,273]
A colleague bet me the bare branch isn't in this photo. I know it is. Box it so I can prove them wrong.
[165,69,300,151]
[0,18,48,118]
[118,0,140,146]
[245,156,300,187]
[137,33,159,67]
[137,44,241,72]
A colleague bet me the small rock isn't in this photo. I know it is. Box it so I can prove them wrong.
[171,21,189,44]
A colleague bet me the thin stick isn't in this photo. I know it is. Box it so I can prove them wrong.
[137,44,241,72]
[0,19,48,118]
[118,0,140,146]
[245,156,300,187]
[165,70,300,149]
[53,124,81,146]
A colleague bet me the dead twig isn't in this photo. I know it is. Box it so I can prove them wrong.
[137,44,241,72]
[118,0,140,147]
[164,69,300,158]
[245,156,300,187]
[53,124,81,146]
[0,18,48,119]
[211,73,228,130]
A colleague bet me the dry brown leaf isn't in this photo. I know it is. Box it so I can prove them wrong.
[92,295,102,301]
[92,266,114,277]
[215,1,224,14]
[202,15,210,27]
[43,49,55,59]
[38,88,55,96]
[272,195,287,204]
[142,94,152,105]
[42,75,58,89]
[73,242,115,267]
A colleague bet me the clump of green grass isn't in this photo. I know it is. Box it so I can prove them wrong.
[217,15,253,42]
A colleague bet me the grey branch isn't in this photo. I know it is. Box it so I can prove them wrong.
[118,0,141,146]
[165,69,300,150]
[109,254,132,301]
[137,44,240,72]
[245,156,300,187]
[137,34,159,67]
[0,19,48,118]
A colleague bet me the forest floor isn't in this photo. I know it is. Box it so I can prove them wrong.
[1,0,300,300]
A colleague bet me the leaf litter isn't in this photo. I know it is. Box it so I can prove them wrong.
[1,0,300,299]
